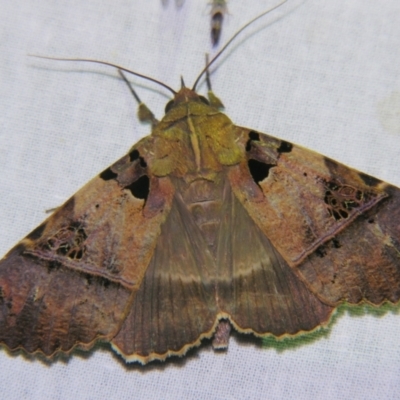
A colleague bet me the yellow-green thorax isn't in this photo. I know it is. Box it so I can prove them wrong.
[147,88,243,177]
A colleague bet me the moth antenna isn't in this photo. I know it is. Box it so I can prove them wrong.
[205,54,212,92]
[205,54,224,109]
[118,70,158,126]
[28,55,177,95]
[118,69,141,104]
[192,0,288,91]
[180,76,186,88]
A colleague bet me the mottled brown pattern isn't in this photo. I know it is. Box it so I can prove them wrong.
[298,185,400,305]
[0,244,131,355]
[0,87,399,364]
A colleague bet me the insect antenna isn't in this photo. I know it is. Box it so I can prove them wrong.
[192,0,288,91]
[118,69,159,127]
[205,54,224,109]
[28,55,177,96]
[30,0,288,100]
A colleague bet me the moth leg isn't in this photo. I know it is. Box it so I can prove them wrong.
[45,206,60,214]
[205,54,224,109]
[212,319,232,350]
[118,69,159,127]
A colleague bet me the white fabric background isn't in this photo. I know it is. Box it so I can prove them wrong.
[1,0,400,399]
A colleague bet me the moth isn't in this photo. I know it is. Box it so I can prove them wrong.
[1,2,400,365]
[210,0,228,46]
[161,0,227,47]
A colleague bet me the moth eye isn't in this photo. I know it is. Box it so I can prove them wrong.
[125,175,150,201]
[165,100,174,113]
[199,96,209,105]
[248,159,274,184]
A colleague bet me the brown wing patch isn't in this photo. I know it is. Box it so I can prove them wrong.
[0,243,131,355]
[298,184,400,305]
[231,129,388,266]
[111,191,219,363]
[232,127,400,308]
[216,183,334,336]
[0,147,175,357]
[21,154,174,289]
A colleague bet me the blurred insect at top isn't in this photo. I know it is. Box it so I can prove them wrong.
[161,0,185,8]
[211,0,228,47]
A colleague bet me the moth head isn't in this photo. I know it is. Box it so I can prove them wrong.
[164,87,209,113]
